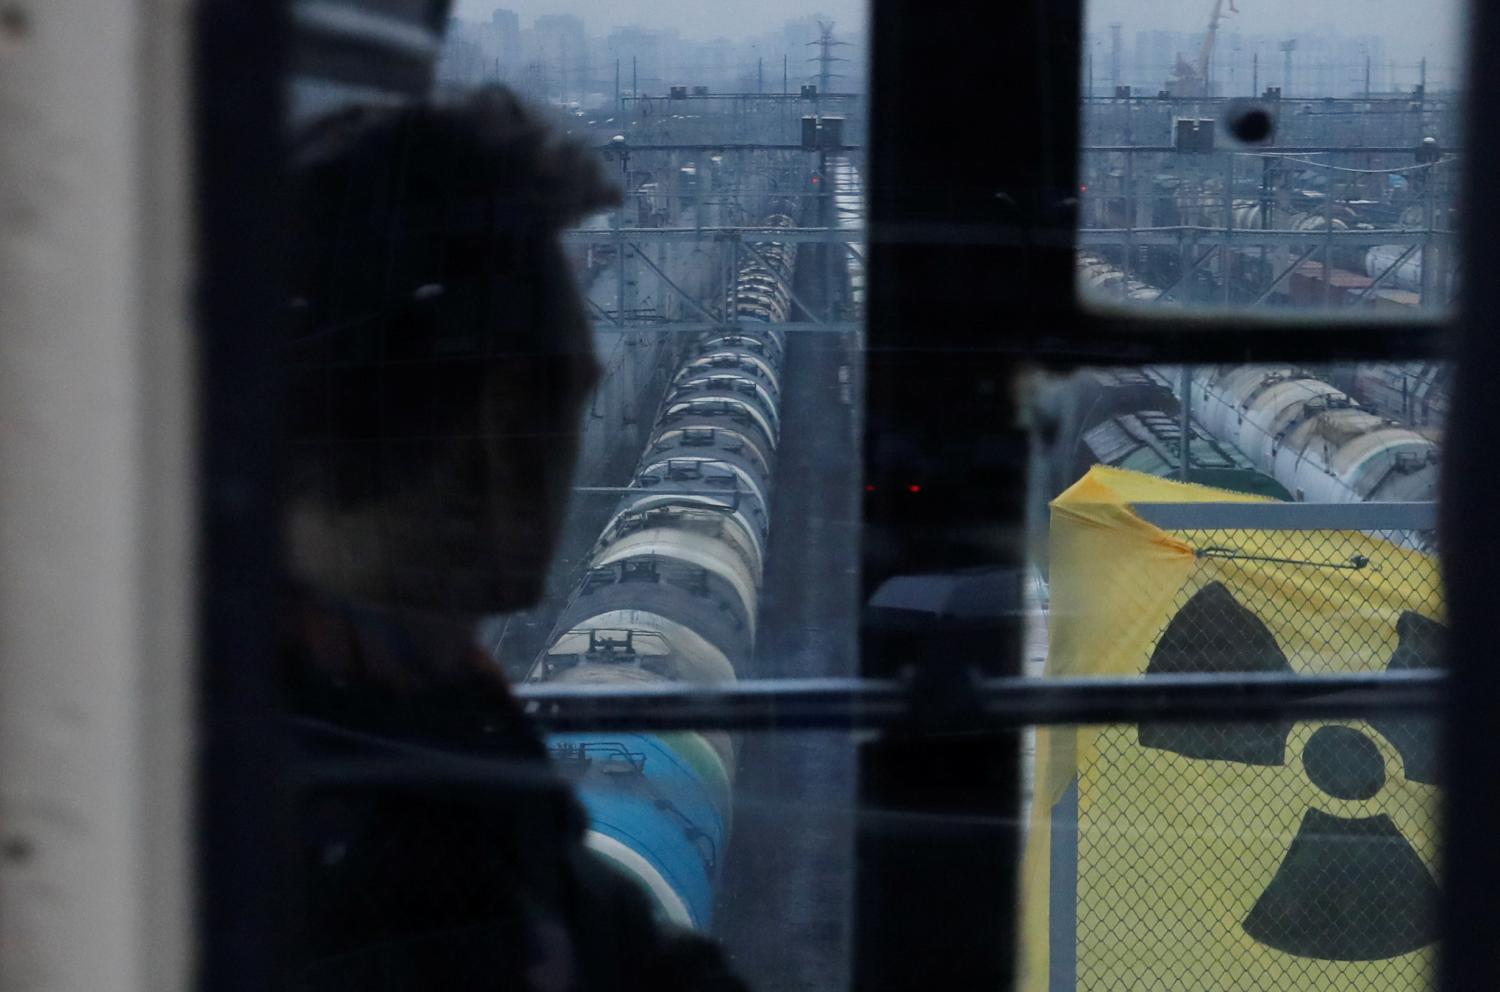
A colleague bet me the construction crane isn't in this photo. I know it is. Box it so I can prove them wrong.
[1173,0,1238,97]
[1202,0,1241,94]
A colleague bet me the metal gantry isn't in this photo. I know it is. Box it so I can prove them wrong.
[1079,142,1459,309]
[573,184,862,334]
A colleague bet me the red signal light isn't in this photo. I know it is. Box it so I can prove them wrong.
[865,484,877,492]
[908,484,922,493]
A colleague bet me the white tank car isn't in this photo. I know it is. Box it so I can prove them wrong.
[543,606,740,684]
[527,213,799,929]
[600,493,769,577]
[1191,366,1439,503]
[661,393,779,452]
[594,528,761,629]
[650,425,775,479]
[699,332,786,368]
[672,372,781,423]
[1077,253,1163,304]
[635,457,771,537]
[680,349,782,390]
[1365,245,1458,299]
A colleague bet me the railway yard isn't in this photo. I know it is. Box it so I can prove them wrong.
[487,85,1455,979]
[475,93,868,983]
[1079,91,1460,312]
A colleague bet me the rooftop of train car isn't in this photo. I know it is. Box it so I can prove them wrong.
[1081,410,1294,501]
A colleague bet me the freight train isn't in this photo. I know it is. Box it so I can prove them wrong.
[525,214,798,929]
[1077,253,1164,304]
[1326,362,1451,430]
[1082,178,1457,308]
[1187,366,1441,503]
[1044,368,1290,500]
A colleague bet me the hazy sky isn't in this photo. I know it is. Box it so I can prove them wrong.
[452,0,869,43]
[1086,0,1462,66]
[451,0,1458,68]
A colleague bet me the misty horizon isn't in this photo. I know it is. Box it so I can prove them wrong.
[450,0,1461,73]
[1087,0,1463,69]
[451,0,869,44]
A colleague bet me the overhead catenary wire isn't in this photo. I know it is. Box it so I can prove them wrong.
[1236,153,1460,175]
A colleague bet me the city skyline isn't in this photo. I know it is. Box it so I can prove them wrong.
[435,4,868,100]
[451,0,868,43]
[1085,0,1463,70]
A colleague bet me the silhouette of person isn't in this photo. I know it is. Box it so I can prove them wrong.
[279,87,746,992]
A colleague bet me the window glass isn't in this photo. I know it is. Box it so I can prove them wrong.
[1022,719,1440,988]
[1080,0,1464,314]
[1025,360,1448,683]
[282,2,866,987]
[273,0,1453,987]
[1021,359,1447,988]
[1029,362,1445,511]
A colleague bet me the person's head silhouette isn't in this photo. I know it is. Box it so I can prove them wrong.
[285,87,620,625]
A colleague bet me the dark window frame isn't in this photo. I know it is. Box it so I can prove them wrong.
[190,2,1494,990]
[854,2,1476,991]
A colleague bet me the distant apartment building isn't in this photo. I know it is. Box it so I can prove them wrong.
[531,13,588,103]
[434,10,520,89]
[479,8,522,81]
[435,17,486,89]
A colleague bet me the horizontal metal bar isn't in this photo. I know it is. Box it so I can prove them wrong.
[515,671,1447,732]
[596,142,861,152]
[520,677,900,730]
[981,671,1446,725]
[621,94,864,103]
[566,226,853,245]
[1082,97,1447,107]
[867,224,1444,251]
[593,320,862,335]
[1131,501,1438,531]
[1080,227,1430,248]
[572,486,744,499]
[1083,145,1449,155]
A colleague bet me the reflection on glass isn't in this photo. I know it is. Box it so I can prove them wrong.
[1079,0,1463,312]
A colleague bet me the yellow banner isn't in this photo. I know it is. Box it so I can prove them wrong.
[1021,467,1444,991]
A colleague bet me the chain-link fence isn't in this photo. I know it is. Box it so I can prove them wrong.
[1067,525,1444,990]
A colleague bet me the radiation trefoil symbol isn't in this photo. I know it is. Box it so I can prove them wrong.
[1138,582,1444,963]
